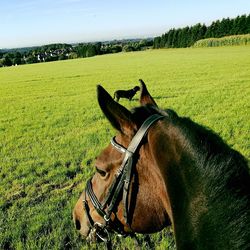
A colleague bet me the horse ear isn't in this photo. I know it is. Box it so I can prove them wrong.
[97,85,136,134]
[139,79,158,107]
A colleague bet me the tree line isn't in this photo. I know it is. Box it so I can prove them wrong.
[153,14,250,49]
[0,39,153,67]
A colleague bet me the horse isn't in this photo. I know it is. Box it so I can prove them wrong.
[73,79,250,249]
[113,85,140,102]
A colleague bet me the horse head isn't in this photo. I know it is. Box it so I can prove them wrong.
[73,80,172,242]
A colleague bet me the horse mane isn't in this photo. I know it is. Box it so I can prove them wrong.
[132,105,250,249]
[174,114,250,249]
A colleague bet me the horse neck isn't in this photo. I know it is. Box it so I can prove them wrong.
[148,122,250,250]
[149,124,201,248]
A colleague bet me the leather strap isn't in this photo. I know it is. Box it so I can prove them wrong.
[121,114,165,223]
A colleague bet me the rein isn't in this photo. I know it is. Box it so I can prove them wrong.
[83,114,164,248]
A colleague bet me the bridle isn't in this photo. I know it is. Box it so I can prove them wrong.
[83,114,164,246]
[83,114,164,248]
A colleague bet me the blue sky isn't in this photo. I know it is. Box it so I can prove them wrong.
[1,0,250,48]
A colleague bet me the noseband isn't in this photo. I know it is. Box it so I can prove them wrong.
[83,114,164,246]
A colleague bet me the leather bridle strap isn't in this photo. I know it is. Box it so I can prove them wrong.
[84,113,164,242]
[120,114,165,223]
[86,180,106,217]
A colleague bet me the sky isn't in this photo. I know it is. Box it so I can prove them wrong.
[1,0,250,49]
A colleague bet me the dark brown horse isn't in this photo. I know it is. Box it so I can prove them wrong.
[73,80,250,249]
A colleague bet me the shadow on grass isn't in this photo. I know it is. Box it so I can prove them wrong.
[131,95,178,102]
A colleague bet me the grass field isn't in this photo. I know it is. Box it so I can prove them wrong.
[0,46,249,249]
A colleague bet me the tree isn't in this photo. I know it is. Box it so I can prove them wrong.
[110,45,122,53]
[198,24,207,40]
[68,52,78,59]
[13,57,22,65]
[237,14,247,34]
[26,55,38,64]
[2,55,12,66]
[12,52,23,65]
[75,44,87,57]
[179,26,189,47]
[219,18,230,37]
[86,44,96,57]
[160,34,166,48]
[58,54,67,60]
[95,42,102,55]
[232,15,241,34]
[139,39,147,48]
[153,37,161,48]
[0,58,4,67]
[167,29,174,48]
[122,45,135,52]
[246,14,250,33]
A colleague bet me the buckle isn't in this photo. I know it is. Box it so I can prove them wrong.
[92,222,110,243]
[104,214,110,222]
[96,227,110,243]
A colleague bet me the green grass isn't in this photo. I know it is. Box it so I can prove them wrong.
[0,46,249,249]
